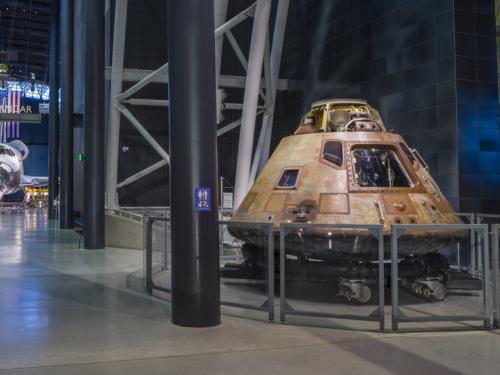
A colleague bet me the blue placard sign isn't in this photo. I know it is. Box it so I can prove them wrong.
[194,187,211,212]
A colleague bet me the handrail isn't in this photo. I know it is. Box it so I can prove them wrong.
[411,148,429,171]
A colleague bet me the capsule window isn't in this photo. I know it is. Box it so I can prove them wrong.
[277,169,299,188]
[352,147,413,188]
[323,141,343,166]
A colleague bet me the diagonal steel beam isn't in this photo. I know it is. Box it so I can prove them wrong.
[115,3,257,103]
[116,104,170,163]
[117,159,168,189]
[215,3,256,37]
[116,62,169,101]
[216,109,265,137]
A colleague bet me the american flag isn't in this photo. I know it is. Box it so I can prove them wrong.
[1,89,22,143]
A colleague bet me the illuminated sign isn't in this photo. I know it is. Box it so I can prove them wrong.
[0,104,33,114]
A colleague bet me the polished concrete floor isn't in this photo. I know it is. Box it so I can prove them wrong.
[1,211,500,374]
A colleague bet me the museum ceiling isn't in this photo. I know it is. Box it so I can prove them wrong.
[0,0,50,83]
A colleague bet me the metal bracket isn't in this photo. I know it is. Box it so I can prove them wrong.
[368,227,382,239]
[374,200,385,224]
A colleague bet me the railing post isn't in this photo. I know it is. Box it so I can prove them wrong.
[144,216,153,294]
[391,226,399,331]
[163,220,170,271]
[267,222,275,321]
[279,223,286,322]
[493,225,500,328]
[482,225,491,329]
[477,216,484,277]
[378,226,385,331]
[469,215,476,275]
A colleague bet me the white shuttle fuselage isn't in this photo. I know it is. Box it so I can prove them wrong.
[0,140,47,201]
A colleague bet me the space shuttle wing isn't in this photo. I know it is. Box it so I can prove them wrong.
[20,175,49,187]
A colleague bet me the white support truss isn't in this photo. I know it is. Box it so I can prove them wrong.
[105,0,128,209]
[105,0,290,208]
[233,0,290,208]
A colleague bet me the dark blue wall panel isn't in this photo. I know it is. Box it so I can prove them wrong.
[278,0,499,213]
[23,145,49,176]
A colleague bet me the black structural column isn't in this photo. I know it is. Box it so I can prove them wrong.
[60,0,74,229]
[83,0,105,249]
[48,0,60,220]
[168,0,220,327]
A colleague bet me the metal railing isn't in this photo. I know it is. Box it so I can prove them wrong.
[476,214,500,279]
[0,202,26,214]
[456,212,476,273]
[219,220,274,321]
[122,206,170,216]
[391,224,491,330]
[143,217,498,332]
[144,217,274,320]
[279,223,385,331]
[111,208,145,223]
[144,216,171,295]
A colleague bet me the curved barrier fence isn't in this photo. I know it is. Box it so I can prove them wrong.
[142,214,499,331]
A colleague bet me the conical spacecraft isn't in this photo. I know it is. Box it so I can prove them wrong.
[227,99,463,303]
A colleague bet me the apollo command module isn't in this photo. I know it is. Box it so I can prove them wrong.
[226,99,464,304]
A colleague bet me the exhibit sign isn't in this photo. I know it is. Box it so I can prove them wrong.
[0,113,42,123]
[194,187,211,212]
